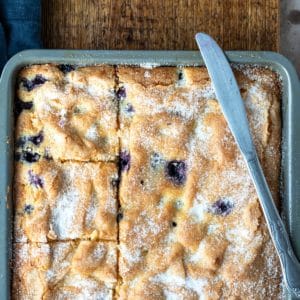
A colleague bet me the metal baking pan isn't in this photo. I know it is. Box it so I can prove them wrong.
[0,50,299,300]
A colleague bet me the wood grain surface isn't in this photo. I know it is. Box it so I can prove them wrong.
[42,0,279,51]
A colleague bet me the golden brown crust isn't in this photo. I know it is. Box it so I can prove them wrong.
[12,241,117,300]
[117,66,282,299]
[118,66,178,86]
[14,161,118,242]
[16,64,118,161]
[13,64,282,299]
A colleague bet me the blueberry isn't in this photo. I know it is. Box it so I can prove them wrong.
[16,132,44,150]
[165,160,186,186]
[58,64,75,74]
[21,75,47,91]
[15,98,33,116]
[16,136,27,147]
[28,131,44,146]
[22,151,40,163]
[120,151,130,172]
[172,221,177,227]
[150,152,164,169]
[28,170,43,188]
[117,212,123,223]
[178,71,184,81]
[24,204,34,214]
[211,198,233,216]
[116,87,126,99]
[124,103,134,115]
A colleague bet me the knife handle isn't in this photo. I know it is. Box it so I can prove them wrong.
[247,156,300,298]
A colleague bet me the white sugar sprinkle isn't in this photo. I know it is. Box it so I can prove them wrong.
[119,244,142,264]
[187,240,206,263]
[85,124,99,142]
[85,192,98,227]
[189,194,208,222]
[152,269,209,298]
[61,275,112,299]
[51,187,81,239]
[163,289,182,300]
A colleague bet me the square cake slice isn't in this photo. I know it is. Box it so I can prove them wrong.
[117,66,282,298]
[13,241,117,300]
[118,201,282,299]
[15,64,118,162]
[14,160,118,242]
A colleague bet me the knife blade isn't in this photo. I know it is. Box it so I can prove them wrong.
[195,32,300,298]
[195,33,255,160]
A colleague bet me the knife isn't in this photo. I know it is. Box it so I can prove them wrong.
[195,32,300,298]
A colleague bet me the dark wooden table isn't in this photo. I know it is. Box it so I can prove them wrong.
[42,0,279,51]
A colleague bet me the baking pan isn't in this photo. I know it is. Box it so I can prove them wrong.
[0,50,299,300]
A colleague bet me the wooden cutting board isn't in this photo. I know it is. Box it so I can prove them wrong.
[42,0,279,51]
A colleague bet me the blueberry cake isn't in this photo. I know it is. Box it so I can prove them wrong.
[14,160,118,242]
[13,64,282,299]
[117,66,281,299]
[15,64,118,162]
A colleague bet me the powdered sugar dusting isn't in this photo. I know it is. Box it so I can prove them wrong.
[189,194,209,222]
[85,124,99,142]
[160,124,181,138]
[186,106,213,162]
[164,231,177,244]
[152,272,185,286]
[220,166,254,206]
[51,187,81,239]
[119,244,142,264]
[207,223,220,234]
[245,85,269,130]
[131,211,163,247]
[187,240,206,263]
[51,164,89,239]
[235,64,278,88]
[185,277,209,297]
[48,163,116,240]
[163,289,182,300]
[15,64,281,298]
[92,243,106,260]
[16,243,50,264]
[151,269,209,298]
[225,226,264,270]
[104,194,117,214]
[144,70,151,78]
[46,243,72,283]
[59,275,112,299]
[167,101,195,119]
[118,65,281,297]
[85,191,98,227]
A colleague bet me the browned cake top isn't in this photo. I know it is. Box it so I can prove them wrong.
[13,64,282,300]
